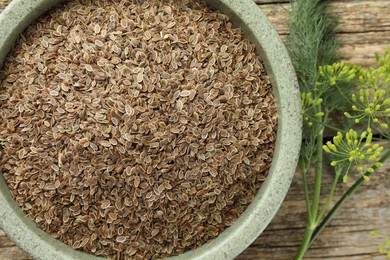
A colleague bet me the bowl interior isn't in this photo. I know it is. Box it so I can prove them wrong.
[0,0,301,259]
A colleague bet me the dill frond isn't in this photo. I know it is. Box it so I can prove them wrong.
[287,0,339,91]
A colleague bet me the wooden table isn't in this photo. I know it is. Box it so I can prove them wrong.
[1,0,389,259]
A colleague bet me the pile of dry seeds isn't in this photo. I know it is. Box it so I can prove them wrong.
[0,0,277,259]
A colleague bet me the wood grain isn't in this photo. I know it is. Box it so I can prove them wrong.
[0,0,390,260]
[236,157,390,259]
[259,0,390,67]
[277,32,390,68]
[260,1,390,34]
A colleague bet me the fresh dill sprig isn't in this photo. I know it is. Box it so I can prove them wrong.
[287,0,390,259]
[287,1,340,259]
[287,0,340,167]
[287,0,338,90]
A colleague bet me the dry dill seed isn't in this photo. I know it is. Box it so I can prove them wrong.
[0,0,277,259]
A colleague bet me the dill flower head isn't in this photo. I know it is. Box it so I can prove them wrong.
[301,92,324,127]
[345,49,390,135]
[317,62,356,87]
[323,129,384,182]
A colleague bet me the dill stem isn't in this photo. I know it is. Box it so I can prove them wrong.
[294,223,315,260]
[295,108,327,259]
[323,123,344,132]
[301,167,312,221]
[295,110,325,260]
[316,169,341,225]
[308,148,390,247]
[310,108,324,218]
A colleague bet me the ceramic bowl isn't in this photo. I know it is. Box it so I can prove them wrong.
[0,0,301,259]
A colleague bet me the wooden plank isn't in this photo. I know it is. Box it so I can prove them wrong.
[260,1,390,34]
[278,32,390,68]
[0,0,8,10]
[338,32,390,67]
[237,153,390,259]
[259,1,390,67]
[0,247,31,260]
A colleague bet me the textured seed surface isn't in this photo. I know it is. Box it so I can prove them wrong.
[0,0,277,259]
